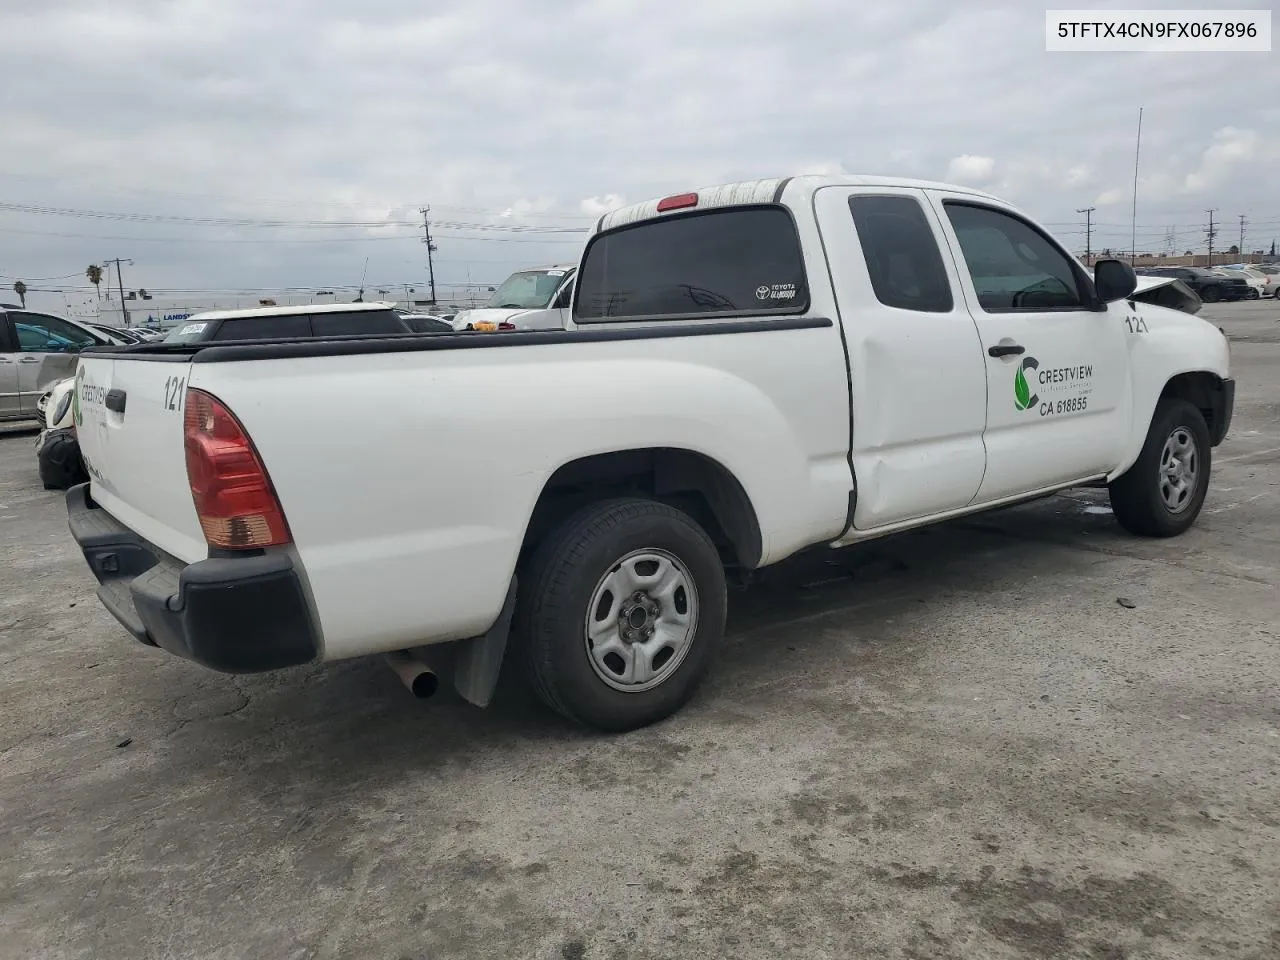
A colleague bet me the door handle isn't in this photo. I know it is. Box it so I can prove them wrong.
[988,343,1025,358]
[105,389,127,414]
[18,357,40,363]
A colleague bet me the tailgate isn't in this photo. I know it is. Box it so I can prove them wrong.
[74,354,208,564]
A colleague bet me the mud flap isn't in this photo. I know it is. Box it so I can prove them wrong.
[452,576,517,708]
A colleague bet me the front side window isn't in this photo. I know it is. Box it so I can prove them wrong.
[13,313,100,352]
[944,203,1085,312]
[485,270,571,310]
[849,195,953,313]
[575,205,809,321]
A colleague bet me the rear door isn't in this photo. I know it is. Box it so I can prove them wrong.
[928,193,1131,502]
[812,186,989,528]
[74,353,208,564]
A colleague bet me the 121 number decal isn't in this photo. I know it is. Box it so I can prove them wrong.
[163,376,185,412]
[1124,314,1149,334]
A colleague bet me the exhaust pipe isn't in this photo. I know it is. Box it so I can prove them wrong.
[385,650,439,699]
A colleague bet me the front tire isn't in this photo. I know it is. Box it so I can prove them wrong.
[1200,285,1222,303]
[517,498,728,732]
[1108,399,1211,537]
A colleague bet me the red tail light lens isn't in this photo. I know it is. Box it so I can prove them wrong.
[183,388,290,549]
[498,322,515,330]
[656,192,698,212]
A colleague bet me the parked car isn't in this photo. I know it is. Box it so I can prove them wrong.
[449,264,577,332]
[396,312,455,334]
[34,375,87,490]
[65,174,1232,732]
[1134,266,1251,302]
[87,323,144,344]
[1214,266,1277,298]
[126,327,166,342]
[0,305,126,425]
[161,301,413,343]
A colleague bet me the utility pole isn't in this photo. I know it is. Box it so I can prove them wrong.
[1076,207,1096,262]
[1205,210,1217,266]
[1238,214,1247,259]
[420,206,437,305]
[103,257,132,324]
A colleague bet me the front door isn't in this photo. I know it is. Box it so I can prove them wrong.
[927,195,1131,503]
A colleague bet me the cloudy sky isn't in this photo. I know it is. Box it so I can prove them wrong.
[1,0,1277,313]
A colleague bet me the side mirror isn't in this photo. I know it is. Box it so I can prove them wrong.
[1094,258,1137,304]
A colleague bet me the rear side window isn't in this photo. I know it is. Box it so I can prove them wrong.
[311,309,407,337]
[212,314,311,341]
[574,206,809,321]
[849,196,953,312]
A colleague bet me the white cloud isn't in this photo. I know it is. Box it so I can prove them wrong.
[579,195,627,217]
[946,155,997,184]
[0,0,1276,306]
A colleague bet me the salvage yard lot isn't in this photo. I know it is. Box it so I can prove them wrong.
[2,301,1278,960]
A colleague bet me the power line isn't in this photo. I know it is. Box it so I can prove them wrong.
[0,225,586,245]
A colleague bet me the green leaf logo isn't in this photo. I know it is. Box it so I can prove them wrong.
[72,367,84,427]
[1014,366,1031,411]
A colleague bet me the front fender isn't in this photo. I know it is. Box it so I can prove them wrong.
[1110,306,1230,480]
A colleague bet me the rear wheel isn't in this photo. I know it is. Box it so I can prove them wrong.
[1200,284,1222,303]
[517,498,727,731]
[1108,399,1211,537]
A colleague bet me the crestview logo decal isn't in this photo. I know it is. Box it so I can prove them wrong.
[1015,355,1094,417]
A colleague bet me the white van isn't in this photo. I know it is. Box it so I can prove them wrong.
[450,264,576,332]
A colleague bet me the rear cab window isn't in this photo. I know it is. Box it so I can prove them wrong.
[310,310,407,337]
[212,315,311,341]
[574,206,809,321]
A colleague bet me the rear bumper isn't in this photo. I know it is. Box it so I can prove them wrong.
[66,483,319,673]
[1210,377,1235,446]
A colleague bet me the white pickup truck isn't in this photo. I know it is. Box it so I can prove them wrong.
[66,174,1234,732]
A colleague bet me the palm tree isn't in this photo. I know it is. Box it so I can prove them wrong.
[12,280,26,308]
[86,264,104,300]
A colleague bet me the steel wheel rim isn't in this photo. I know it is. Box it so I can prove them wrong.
[583,548,699,693]
[1158,426,1199,514]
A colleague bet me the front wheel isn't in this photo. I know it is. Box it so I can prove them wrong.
[517,498,728,731]
[1200,285,1222,303]
[1108,399,1211,537]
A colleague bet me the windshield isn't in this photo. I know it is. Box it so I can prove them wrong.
[484,270,568,309]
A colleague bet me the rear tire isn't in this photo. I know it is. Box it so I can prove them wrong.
[1108,399,1211,538]
[516,497,727,732]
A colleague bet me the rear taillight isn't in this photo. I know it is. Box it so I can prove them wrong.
[498,322,515,330]
[183,388,290,550]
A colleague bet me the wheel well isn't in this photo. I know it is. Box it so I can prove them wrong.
[520,448,763,571]
[1160,372,1223,438]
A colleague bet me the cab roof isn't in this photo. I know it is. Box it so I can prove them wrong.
[593,174,1006,234]
[186,301,396,322]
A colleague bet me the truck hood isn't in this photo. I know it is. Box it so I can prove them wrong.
[1130,276,1202,316]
